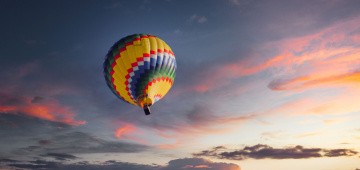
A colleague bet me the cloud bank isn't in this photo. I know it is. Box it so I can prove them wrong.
[2,158,240,170]
[193,144,358,160]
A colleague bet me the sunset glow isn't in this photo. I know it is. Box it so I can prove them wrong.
[1,0,360,170]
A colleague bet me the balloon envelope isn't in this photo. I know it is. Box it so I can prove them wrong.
[103,34,176,114]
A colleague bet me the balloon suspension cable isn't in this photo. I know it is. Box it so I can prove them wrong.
[143,105,151,115]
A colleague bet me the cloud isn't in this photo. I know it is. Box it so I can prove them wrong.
[0,113,72,157]
[179,15,360,95]
[8,160,60,170]
[296,132,322,138]
[38,140,52,146]
[175,49,285,94]
[162,158,240,170]
[153,104,256,149]
[185,105,256,127]
[19,131,150,155]
[324,149,358,157]
[258,86,360,116]
[260,131,285,140]
[113,123,146,144]
[114,124,136,139]
[31,96,44,104]
[0,93,85,126]
[188,14,208,24]
[264,16,360,91]
[0,113,150,165]
[322,117,348,125]
[40,153,78,161]
[193,144,358,160]
[268,71,360,91]
[3,158,240,170]
[0,159,19,163]
[229,0,240,5]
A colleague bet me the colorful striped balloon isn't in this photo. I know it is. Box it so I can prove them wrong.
[103,34,176,115]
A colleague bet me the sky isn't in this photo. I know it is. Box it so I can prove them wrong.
[1,0,360,169]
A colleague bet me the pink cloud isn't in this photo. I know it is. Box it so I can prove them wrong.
[0,95,85,126]
[159,16,360,149]
[269,71,360,91]
[113,123,146,144]
[182,15,360,94]
[179,54,285,94]
[114,124,136,138]
[265,16,360,91]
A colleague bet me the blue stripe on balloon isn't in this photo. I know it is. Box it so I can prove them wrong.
[129,61,150,99]
[150,58,156,69]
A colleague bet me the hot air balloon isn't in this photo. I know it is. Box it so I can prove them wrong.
[103,34,176,115]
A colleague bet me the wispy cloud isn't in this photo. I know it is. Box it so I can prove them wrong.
[323,117,348,125]
[113,123,147,144]
[229,0,241,6]
[114,124,136,139]
[296,132,322,138]
[268,70,360,91]
[180,15,360,94]
[263,88,360,116]
[265,16,360,91]
[40,153,78,161]
[188,14,208,24]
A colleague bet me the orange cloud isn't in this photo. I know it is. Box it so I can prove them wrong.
[296,132,322,138]
[269,71,360,91]
[179,54,285,94]
[114,124,136,139]
[155,16,360,150]
[185,16,360,94]
[264,16,360,91]
[0,95,85,126]
[113,123,147,144]
[182,164,211,169]
[323,118,348,125]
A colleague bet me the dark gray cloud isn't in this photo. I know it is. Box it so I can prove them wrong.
[193,144,358,160]
[9,160,59,170]
[40,153,78,161]
[31,96,44,104]
[0,159,19,163]
[324,149,358,157]
[0,113,71,158]
[7,159,156,170]
[0,113,149,161]
[162,157,240,170]
[17,131,149,155]
[38,140,52,146]
[3,157,240,170]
